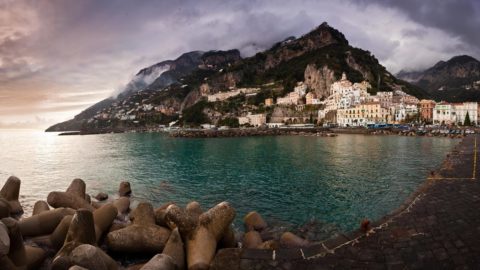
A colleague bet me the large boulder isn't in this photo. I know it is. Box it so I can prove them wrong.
[0,176,23,215]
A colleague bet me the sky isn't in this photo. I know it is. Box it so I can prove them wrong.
[1,0,479,129]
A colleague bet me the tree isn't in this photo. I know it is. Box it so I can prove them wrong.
[464,112,472,126]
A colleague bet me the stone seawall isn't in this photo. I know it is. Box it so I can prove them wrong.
[170,128,332,138]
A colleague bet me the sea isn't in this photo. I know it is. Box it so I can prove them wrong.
[0,130,458,240]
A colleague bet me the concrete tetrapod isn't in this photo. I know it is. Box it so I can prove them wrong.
[218,226,236,249]
[185,201,203,221]
[118,181,132,197]
[32,200,50,215]
[243,211,267,232]
[69,266,88,270]
[47,179,94,211]
[70,244,118,270]
[0,198,11,219]
[140,254,176,270]
[2,217,27,267]
[113,196,130,218]
[165,201,236,270]
[242,231,263,249]
[154,201,174,228]
[162,228,185,270]
[0,221,10,256]
[25,245,48,270]
[93,203,118,243]
[19,207,75,237]
[106,202,171,254]
[28,214,74,250]
[1,217,47,270]
[279,232,309,248]
[52,209,97,270]
[0,176,23,215]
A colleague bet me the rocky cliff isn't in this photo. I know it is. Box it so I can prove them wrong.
[304,64,336,98]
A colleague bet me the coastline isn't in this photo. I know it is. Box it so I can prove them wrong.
[55,126,475,139]
[211,134,479,269]
[0,133,472,269]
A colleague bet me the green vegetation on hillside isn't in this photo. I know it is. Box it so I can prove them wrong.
[181,99,211,125]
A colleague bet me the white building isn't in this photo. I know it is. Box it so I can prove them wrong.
[266,123,285,128]
[306,92,321,105]
[324,73,371,113]
[294,82,307,97]
[393,90,420,104]
[143,104,154,111]
[433,102,478,125]
[238,113,266,127]
[374,92,394,108]
[318,109,326,120]
[277,92,301,105]
[453,102,478,125]
[393,103,418,123]
[201,124,215,129]
[433,102,455,125]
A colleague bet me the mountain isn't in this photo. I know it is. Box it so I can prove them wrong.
[213,22,426,98]
[397,55,480,102]
[47,22,427,132]
[46,50,241,131]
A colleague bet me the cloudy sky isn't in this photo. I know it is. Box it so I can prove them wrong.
[1,0,479,129]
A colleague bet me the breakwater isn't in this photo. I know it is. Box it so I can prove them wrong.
[0,177,315,269]
[171,127,470,138]
[170,128,333,138]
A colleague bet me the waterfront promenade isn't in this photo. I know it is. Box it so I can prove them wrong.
[212,135,480,269]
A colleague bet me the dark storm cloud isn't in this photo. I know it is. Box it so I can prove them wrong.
[363,0,480,53]
[0,0,479,128]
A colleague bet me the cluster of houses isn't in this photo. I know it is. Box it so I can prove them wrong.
[91,91,177,124]
[91,73,479,129]
[319,73,478,127]
[236,72,479,128]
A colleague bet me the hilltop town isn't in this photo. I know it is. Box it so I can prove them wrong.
[46,22,480,134]
[71,71,477,135]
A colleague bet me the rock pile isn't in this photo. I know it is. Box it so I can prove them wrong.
[0,176,314,269]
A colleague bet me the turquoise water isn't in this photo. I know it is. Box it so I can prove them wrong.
[0,130,457,240]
